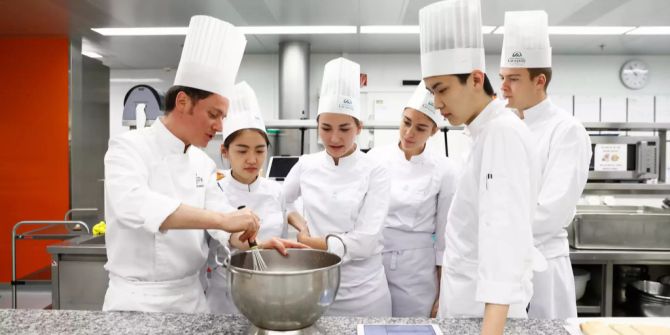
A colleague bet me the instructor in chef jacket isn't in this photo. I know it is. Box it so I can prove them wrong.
[418,1,547,334]
[498,11,592,319]
[102,16,263,313]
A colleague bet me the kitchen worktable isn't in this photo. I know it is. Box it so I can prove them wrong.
[0,309,569,334]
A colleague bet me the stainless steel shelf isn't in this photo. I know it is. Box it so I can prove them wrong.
[570,248,670,263]
[255,120,670,131]
[583,122,670,131]
[577,305,602,314]
[583,183,670,195]
[262,119,464,130]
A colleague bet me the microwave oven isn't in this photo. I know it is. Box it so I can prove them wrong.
[588,136,659,181]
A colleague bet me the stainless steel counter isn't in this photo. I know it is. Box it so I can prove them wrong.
[47,235,106,255]
[583,183,670,195]
[570,248,670,263]
[46,235,108,310]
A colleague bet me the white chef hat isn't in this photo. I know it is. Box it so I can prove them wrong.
[419,0,486,78]
[317,57,361,120]
[500,11,551,68]
[222,81,266,143]
[405,82,442,126]
[174,15,247,98]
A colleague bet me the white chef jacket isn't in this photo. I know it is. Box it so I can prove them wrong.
[367,143,457,264]
[282,149,392,316]
[439,99,542,318]
[368,142,457,317]
[103,117,233,313]
[214,169,286,240]
[521,98,591,319]
[520,98,591,259]
[206,169,286,314]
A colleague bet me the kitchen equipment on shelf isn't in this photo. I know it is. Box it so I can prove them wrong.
[626,280,670,317]
[614,265,649,306]
[588,135,659,182]
[217,234,345,334]
[574,268,591,301]
[569,205,670,250]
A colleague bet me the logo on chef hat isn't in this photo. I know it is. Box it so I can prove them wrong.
[507,51,526,65]
[423,100,435,112]
[338,98,354,111]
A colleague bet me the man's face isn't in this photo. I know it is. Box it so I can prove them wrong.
[184,93,229,147]
[499,68,541,111]
[424,74,478,126]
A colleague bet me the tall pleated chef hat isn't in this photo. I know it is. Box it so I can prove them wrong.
[317,57,361,120]
[419,0,486,78]
[222,81,266,143]
[406,82,443,126]
[500,11,551,68]
[174,15,247,98]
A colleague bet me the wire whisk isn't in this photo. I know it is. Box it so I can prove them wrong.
[237,205,267,271]
[248,239,268,271]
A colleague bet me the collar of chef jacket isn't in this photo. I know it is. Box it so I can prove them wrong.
[153,116,191,155]
[321,146,363,169]
[223,169,261,192]
[520,97,553,127]
[464,99,505,139]
[391,141,431,165]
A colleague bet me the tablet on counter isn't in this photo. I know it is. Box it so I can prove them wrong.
[356,324,443,335]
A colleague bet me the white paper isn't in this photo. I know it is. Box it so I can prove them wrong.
[627,95,654,122]
[600,96,627,122]
[594,144,627,171]
[550,94,574,115]
[656,95,670,123]
[574,95,600,122]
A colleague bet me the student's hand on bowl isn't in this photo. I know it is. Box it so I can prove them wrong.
[260,237,310,256]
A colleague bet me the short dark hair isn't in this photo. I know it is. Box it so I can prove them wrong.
[527,68,552,92]
[454,73,495,97]
[316,114,361,127]
[223,129,270,149]
[164,86,214,114]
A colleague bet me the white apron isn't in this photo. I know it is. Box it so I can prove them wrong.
[205,171,286,314]
[282,150,392,317]
[528,256,577,319]
[103,272,208,313]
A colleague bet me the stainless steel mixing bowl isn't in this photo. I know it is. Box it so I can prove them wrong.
[219,235,345,331]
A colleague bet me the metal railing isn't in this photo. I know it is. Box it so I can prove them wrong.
[10,218,92,309]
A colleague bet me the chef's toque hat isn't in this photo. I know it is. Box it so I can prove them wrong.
[174,15,247,98]
[317,57,361,120]
[419,0,486,78]
[406,82,443,126]
[222,81,266,143]
[500,11,551,68]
